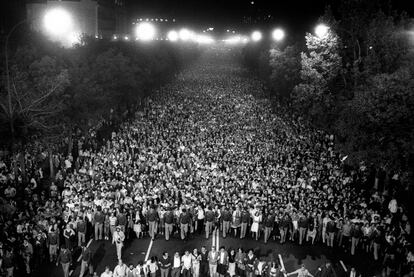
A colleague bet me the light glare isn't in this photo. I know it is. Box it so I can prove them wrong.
[167,30,179,41]
[272,28,285,41]
[43,8,73,36]
[251,31,262,42]
[315,24,329,38]
[179,29,193,41]
[135,22,156,41]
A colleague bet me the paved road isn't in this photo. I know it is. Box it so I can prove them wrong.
[38,48,381,277]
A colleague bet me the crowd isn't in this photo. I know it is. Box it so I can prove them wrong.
[0,51,413,277]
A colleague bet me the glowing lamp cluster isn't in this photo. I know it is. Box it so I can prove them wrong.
[135,22,157,41]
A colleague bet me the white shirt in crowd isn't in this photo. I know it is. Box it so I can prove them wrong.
[113,263,127,277]
[173,256,181,268]
[182,254,192,269]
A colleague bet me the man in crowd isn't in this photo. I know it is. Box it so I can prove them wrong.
[208,246,219,277]
[112,226,125,260]
[164,207,174,241]
[159,252,171,277]
[113,259,128,277]
[79,243,94,277]
[57,245,72,277]
[171,252,181,277]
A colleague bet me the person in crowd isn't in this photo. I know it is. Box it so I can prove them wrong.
[101,266,113,277]
[171,252,182,277]
[251,210,262,241]
[114,259,128,277]
[22,238,33,275]
[208,246,219,277]
[182,250,192,277]
[112,226,125,260]
[56,245,72,277]
[94,207,105,241]
[286,264,314,277]
[77,216,87,247]
[147,256,158,277]
[159,252,171,277]
[245,249,257,277]
[192,248,201,277]
[217,246,228,277]
[147,205,158,240]
[228,249,236,277]
[79,243,93,277]
[235,247,246,277]
[317,262,337,277]
[200,246,210,277]
[180,209,191,240]
[205,207,214,239]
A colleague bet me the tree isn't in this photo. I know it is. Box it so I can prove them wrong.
[268,44,301,101]
[293,27,342,123]
[0,54,70,145]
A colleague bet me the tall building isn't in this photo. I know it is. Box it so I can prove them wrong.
[26,0,128,40]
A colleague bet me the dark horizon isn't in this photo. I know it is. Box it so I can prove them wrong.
[2,0,414,36]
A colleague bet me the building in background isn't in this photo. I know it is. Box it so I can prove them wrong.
[26,0,128,40]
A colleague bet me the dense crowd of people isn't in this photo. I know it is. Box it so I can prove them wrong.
[0,51,412,277]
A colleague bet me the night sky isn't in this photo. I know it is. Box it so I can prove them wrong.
[1,0,414,35]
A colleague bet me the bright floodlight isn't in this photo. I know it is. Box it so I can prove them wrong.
[315,24,329,38]
[167,30,179,41]
[43,8,73,36]
[251,31,262,42]
[179,28,192,41]
[272,28,285,41]
[135,22,156,41]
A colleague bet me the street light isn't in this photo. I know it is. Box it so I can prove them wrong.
[135,22,156,41]
[179,28,193,41]
[272,28,285,41]
[167,30,179,41]
[43,8,73,36]
[251,31,262,42]
[315,24,329,38]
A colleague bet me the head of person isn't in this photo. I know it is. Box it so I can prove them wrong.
[163,252,168,258]
[105,266,110,273]
[211,246,216,252]
[118,259,123,266]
